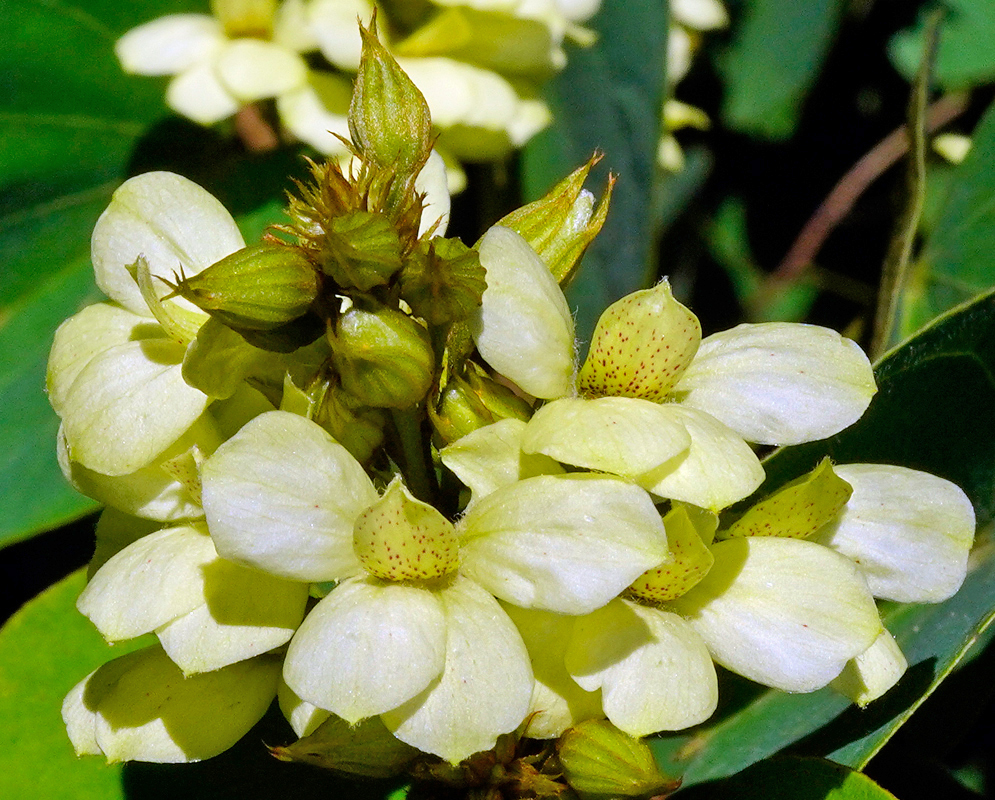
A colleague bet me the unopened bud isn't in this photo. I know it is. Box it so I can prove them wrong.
[557,720,680,799]
[168,243,319,331]
[312,383,388,464]
[320,210,404,291]
[400,237,487,326]
[330,306,434,408]
[430,367,532,444]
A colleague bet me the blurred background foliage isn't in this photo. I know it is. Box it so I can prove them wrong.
[3,0,995,797]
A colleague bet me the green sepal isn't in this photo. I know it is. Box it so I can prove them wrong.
[400,237,487,326]
[167,243,320,331]
[495,156,613,285]
[720,457,853,540]
[320,210,404,291]
[557,719,681,799]
[270,714,419,778]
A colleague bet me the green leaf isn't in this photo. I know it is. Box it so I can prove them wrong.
[651,289,995,784]
[891,96,995,347]
[679,756,898,800]
[889,0,995,90]
[720,0,845,140]
[521,0,667,343]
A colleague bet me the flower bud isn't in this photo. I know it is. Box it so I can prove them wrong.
[270,714,418,778]
[557,719,680,799]
[430,366,533,445]
[330,306,435,408]
[168,243,319,331]
[312,384,388,464]
[320,210,404,291]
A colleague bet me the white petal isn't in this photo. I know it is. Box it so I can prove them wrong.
[60,337,210,475]
[670,0,729,30]
[278,679,331,737]
[67,645,279,763]
[381,576,533,763]
[167,61,241,124]
[78,524,216,641]
[440,418,562,502]
[308,0,372,70]
[502,604,603,739]
[47,303,152,417]
[814,464,976,602]
[63,669,104,756]
[639,405,764,511]
[675,323,876,445]
[156,560,309,673]
[216,40,307,102]
[472,226,575,399]
[284,577,447,722]
[523,396,691,478]
[416,150,452,238]
[88,509,162,579]
[91,172,244,316]
[115,15,223,75]
[671,537,882,692]
[565,600,717,735]
[831,628,907,707]
[202,411,377,581]
[459,474,669,614]
[276,83,351,156]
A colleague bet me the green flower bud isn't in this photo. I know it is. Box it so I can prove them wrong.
[167,243,319,331]
[557,720,680,799]
[430,367,532,445]
[495,156,613,284]
[320,210,404,291]
[270,714,418,778]
[312,384,388,464]
[330,306,435,408]
[400,237,487,326]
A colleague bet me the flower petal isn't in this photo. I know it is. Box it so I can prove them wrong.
[167,61,240,123]
[814,464,976,602]
[416,150,452,238]
[381,576,533,763]
[523,396,691,478]
[638,406,764,510]
[60,338,210,475]
[671,537,882,692]
[278,679,331,738]
[276,81,352,156]
[459,474,669,614]
[216,40,307,102]
[156,559,309,674]
[472,226,575,399]
[115,15,223,75]
[284,576,447,723]
[440,418,563,502]
[674,322,876,445]
[565,600,717,736]
[830,628,907,707]
[63,646,279,763]
[201,411,377,581]
[91,172,244,316]
[308,0,372,70]
[502,604,603,740]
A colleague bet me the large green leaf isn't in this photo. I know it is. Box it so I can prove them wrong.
[521,0,668,343]
[651,289,995,785]
[890,96,995,347]
[719,0,845,140]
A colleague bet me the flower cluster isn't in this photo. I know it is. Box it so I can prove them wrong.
[52,27,975,790]
[116,0,594,189]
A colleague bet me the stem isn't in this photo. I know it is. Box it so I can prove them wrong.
[390,408,437,504]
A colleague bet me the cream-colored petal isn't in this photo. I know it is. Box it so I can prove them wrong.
[201,411,377,581]
[671,537,882,692]
[61,338,210,475]
[523,396,691,478]
[459,474,669,614]
[674,323,876,446]
[91,172,244,315]
[831,628,907,707]
[278,679,331,737]
[381,576,533,763]
[502,603,603,740]
[78,524,216,641]
[416,150,452,238]
[88,509,162,579]
[276,83,352,156]
[166,61,241,124]
[284,576,447,723]
[273,0,320,52]
[115,15,224,75]
[472,226,575,400]
[47,302,154,417]
[814,464,976,602]
[63,670,104,756]
[639,406,764,510]
[440,418,563,502]
[157,559,309,674]
[216,39,308,102]
[58,415,218,522]
[565,600,717,736]
[308,0,372,70]
[671,0,729,30]
[67,645,279,763]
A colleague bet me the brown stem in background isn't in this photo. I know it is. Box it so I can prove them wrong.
[774,92,969,281]
[234,104,280,153]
